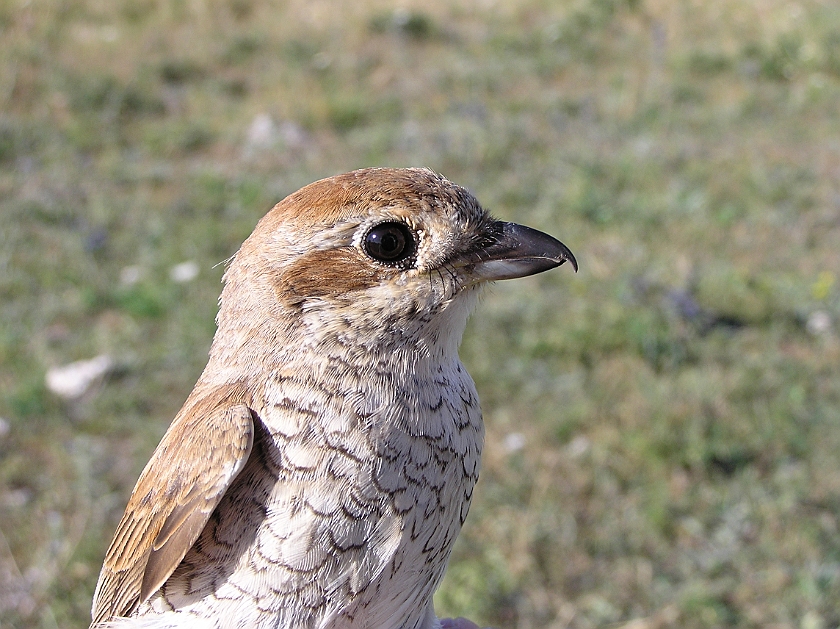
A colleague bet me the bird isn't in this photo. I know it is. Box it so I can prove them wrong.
[90,167,577,629]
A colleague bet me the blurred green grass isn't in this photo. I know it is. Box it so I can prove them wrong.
[2,0,840,627]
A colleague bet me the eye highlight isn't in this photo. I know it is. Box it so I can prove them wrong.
[363,222,416,266]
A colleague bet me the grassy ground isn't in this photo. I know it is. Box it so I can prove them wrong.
[2,0,840,627]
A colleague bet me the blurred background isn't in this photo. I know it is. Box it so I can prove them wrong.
[1,0,839,627]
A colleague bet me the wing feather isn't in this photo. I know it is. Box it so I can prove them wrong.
[90,385,254,626]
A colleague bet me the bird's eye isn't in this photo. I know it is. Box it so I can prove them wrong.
[363,222,416,266]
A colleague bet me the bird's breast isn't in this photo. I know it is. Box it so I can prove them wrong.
[142,357,484,629]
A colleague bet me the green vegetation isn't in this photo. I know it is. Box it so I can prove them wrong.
[1,0,839,627]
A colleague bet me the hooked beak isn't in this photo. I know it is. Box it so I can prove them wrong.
[462,221,577,283]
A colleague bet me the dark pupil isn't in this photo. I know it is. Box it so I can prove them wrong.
[365,223,412,263]
[380,232,402,255]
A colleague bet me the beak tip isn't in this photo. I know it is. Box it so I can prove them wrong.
[554,243,578,274]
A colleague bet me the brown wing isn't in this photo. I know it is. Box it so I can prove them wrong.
[90,385,254,626]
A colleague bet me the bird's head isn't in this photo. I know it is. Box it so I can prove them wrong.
[211,168,576,370]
